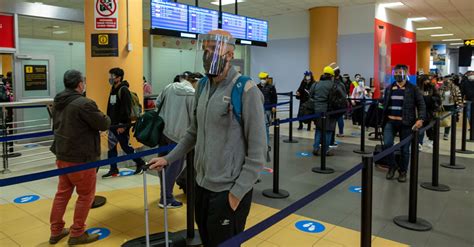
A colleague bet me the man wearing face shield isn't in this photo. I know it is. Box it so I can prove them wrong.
[148,30,266,247]
[382,64,426,183]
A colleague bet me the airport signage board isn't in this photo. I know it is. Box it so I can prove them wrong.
[24,65,48,91]
[91,33,119,57]
[95,0,119,30]
[0,14,15,49]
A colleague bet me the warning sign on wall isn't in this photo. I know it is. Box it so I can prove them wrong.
[24,65,48,91]
[95,0,118,30]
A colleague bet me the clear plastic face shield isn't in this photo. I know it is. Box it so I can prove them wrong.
[392,66,408,83]
[196,34,236,78]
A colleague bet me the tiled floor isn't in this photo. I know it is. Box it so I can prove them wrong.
[0,182,408,247]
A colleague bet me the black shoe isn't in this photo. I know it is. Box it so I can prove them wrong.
[297,125,303,130]
[397,171,407,183]
[307,126,311,131]
[386,168,396,180]
[102,169,119,178]
[312,149,320,156]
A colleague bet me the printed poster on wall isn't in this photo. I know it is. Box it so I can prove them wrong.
[373,18,416,99]
[431,44,446,66]
[95,0,118,30]
[24,65,48,91]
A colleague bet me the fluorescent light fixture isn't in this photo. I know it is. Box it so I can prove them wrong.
[52,25,60,29]
[34,2,43,4]
[408,17,427,21]
[442,38,462,42]
[416,26,443,31]
[380,2,404,8]
[52,30,68,34]
[430,33,453,37]
[240,40,252,45]
[211,0,245,6]
[180,33,196,39]
[449,43,464,45]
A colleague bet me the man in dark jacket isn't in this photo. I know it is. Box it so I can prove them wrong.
[49,70,110,245]
[460,71,474,121]
[102,67,146,178]
[383,64,426,183]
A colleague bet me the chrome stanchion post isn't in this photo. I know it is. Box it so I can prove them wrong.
[394,130,432,231]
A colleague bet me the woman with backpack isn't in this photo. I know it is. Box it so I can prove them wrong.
[296,71,315,131]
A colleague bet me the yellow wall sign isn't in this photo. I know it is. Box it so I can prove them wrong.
[25,66,33,73]
[464,39,474,47]
[98,34,109,45]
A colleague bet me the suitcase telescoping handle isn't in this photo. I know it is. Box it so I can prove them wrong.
[142,163,170,247]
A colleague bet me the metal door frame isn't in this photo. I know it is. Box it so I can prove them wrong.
[14,54,56,101]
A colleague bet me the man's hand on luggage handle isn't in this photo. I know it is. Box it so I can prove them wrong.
[148,157,169,171]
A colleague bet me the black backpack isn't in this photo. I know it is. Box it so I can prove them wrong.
[327,81,347,118]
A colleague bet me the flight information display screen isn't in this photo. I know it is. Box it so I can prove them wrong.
[150,0,188,32]
[246,17,268,42]
[222,13,246,40]
[188,6,219,34]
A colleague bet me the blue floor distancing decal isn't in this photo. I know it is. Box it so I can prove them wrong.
[86,228,110,240]
[13,195,40,204]
[349,186,362,193]
[295,220,325,233]
[119,170,134,177]
[296,152,311,157]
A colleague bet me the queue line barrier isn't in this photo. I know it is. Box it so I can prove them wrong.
[0,100,469,247]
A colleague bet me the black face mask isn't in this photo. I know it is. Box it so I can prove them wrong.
[394,75,404,83]
[202,51,227,78]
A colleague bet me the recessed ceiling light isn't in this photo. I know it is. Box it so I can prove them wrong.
[210,0,245,6]
[33,1,43,4]
[380,2,404,8]
[430,33,453,37]
[408,17,427,21]
[449,43,464,45]
[52,25,60,29]
[442,38,462,42]
[416,26,443,31]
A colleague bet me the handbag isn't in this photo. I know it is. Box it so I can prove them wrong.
[133,96,166,147]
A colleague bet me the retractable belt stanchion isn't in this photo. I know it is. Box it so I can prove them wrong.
[283,92,298,144]
[263,119,289,199]
[394,130,432,231]
[361,155,373,247]
[441,110,466,170]
[354,100,371,154]
[1,106,10,174]
[312,113,335,174]
[421,117,450,192]
[369,101,382,141]
[457,103,474,154]
[469,101,474,142]
[176,150,201,246]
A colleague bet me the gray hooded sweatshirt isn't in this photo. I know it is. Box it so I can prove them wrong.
[165,67,266,200]
[155,80,195,143]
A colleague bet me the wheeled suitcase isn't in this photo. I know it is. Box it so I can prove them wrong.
[122,165,186,247]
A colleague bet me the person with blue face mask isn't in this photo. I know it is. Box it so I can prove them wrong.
[102,67,146,178]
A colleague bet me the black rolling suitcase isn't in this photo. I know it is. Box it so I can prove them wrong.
[122,165,186,247]
[373,135,401,169]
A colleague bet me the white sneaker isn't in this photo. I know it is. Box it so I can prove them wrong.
[426,140,433,149]
[418,144,423,151]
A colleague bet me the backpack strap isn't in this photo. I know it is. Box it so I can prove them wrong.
[231,76,251,124]
[197,77,208,99]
